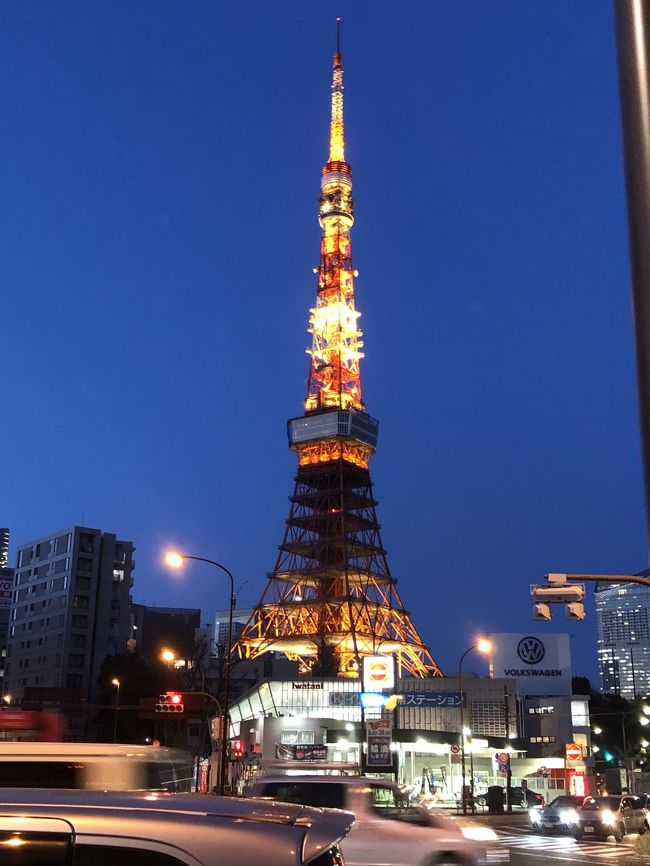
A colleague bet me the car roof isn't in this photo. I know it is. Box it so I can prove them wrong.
[0,742,191,759]
[0,789,308,824]
[253,775,396,787]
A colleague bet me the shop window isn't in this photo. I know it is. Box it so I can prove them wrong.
[280,729,315,745]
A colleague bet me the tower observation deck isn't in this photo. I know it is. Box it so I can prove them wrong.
[237,24,441,678]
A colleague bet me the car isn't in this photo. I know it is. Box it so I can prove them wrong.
[573,794,649,842]
[474,786,543,810]
[248,775,487,866]
[529,795,585,834]
[0,741,195,791]
[0,787,353,865]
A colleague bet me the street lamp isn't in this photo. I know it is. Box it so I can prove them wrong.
[165,550,236,797]
[160,649,176,665]
[458,638,492,814]
[111,678,120,743]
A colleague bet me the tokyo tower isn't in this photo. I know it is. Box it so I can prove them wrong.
[237,25,441,679]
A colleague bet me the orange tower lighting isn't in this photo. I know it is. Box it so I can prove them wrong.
[237,22,441,679]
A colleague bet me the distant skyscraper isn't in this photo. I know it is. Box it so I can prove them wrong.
[595,575,650,699]
[0,529,9,568]
[0,529,12,689]
[214,608,253,654]
[5,527,134,705]
[130,603,201,660]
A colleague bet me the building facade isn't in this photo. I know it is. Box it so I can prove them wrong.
[5,527,134,706]
[595,578,650,699]
[0,529,12,689]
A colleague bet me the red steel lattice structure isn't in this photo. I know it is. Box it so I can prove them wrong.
[237,27,441,678]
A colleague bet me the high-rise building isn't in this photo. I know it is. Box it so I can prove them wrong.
[214,608,253,653]
[5,527,134,704]
[0,529,12,689]
[130,603,201,661]
[595,575,650,698]
[0,529,9,568]
[237,27,440,679]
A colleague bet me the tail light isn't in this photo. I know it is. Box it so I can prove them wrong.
[309,844,345,866]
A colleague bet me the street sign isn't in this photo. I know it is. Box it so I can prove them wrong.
[450,743,461,765]
[496,751,510,774]
[565,742,583,761]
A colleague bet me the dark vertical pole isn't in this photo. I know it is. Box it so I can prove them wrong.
[614,0,650,560]
[504,690,512,813]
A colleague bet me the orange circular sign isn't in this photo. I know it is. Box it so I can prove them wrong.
[565,742,583,761]
[368,662,389,683]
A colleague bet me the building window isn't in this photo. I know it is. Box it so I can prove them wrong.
[280,730,315,745]
[113,569,125,583]
[571,700,589,727]
[71,615,88,628]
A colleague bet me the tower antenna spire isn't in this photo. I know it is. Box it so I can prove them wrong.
[336,16,341,53]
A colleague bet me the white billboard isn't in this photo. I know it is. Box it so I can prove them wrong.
[489,632,572,696]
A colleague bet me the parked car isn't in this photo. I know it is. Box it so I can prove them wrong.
[573,794,649,842]
[529,795,585,834]
[475,786,543,810]
[248,775,487,866]
[0,788,353,865]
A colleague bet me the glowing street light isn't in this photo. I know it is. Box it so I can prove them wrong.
[593,726,603,735]
[163,549,236,797]
[459,637,492,814]
[111,678,120,743]
[160,649,176,664]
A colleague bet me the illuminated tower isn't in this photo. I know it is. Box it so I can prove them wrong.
[238,26,441,678]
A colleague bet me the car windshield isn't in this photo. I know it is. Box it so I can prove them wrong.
[548,796,582,808]
[582,797,621,811]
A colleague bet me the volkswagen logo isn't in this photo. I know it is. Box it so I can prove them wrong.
[517,636,545,665]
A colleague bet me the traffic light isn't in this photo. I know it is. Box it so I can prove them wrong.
[231,738,244,760]
[604,751,615,762]
[531,581,585,621]
[155,692,184,713]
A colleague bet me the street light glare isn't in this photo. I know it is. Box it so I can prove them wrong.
[476,638,492,654]
[164,551,184,569]
[161,649,176,663]
[593,726,603,735]
[111,678,120,687]
[640,716,650,726]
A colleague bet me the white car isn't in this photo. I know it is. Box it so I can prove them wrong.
[0,787,353,865]
[248,775,487,866]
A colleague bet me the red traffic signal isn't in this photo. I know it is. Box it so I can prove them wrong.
[231,738,244,760]
[155,692,185,713]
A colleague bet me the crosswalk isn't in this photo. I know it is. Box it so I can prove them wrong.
[488,829,643,861]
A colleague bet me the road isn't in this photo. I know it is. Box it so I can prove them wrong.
[487,824,649,865]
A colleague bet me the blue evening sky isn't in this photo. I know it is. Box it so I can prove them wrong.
[2,2,644,682]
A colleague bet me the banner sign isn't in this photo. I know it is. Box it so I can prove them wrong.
[490,633,572,696]
[0,568,13,610]
[400,691,465,708]
[275,744,328,762]
[366,719,393,769]
[329,691,361,707]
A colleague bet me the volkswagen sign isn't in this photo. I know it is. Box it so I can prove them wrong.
[517,636,545,665]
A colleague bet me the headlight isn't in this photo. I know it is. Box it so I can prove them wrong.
[560,809,579,824]
[461,827,498,842]
[529,809,541,822]
[601,810,616,824]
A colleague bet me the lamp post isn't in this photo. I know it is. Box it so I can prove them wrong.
[458,638,492,815]
[165,551,235,797]
[111,678,120,743]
